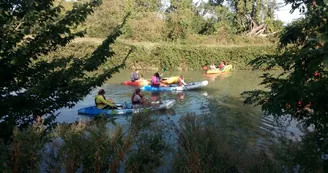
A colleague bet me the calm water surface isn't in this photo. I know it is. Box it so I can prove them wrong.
[56,70,301,150]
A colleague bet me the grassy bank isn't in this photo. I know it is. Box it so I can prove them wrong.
[47,38,277,71]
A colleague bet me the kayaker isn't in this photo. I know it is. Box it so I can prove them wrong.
[209,63,218,70]
[178,75,187,86]
[131,69,140,82]
[202,64,209,71]
[131,88,149,105]
[95,89,117,109]
[151,72,161,87]
[219,61,225,71]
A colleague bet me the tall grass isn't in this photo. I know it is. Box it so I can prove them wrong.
[0,112,325,172]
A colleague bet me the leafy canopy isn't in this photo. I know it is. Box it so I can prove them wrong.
[243,0,328,144]
[0,0,130,140]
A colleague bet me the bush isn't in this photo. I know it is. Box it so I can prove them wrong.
[44,41,277,71]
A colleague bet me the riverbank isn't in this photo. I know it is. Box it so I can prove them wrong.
[46,38,278,71]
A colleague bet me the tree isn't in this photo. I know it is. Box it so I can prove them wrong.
[0,0,131,140]
[164,0,194,40]
[242,0,328,147]
[227,0,283,35]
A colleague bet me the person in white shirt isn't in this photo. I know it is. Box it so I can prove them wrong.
[178,75,187,86]
[209,63,218,70]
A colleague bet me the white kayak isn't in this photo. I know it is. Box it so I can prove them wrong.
[141,80,209,92]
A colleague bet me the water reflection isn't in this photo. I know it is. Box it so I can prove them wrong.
[202,72,232,82]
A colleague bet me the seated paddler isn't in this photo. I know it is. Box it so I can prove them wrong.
[95,89,117,109]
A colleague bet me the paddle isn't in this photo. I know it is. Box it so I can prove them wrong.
[147,67,167,83]
[160,66,166,77]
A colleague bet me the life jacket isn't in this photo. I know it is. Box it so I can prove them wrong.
[219,64,225,69]
[95,95,106,106]
[151,76,159,85]
[131,92,143,105]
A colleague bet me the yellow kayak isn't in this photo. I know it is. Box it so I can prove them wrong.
[206,65,232,74]
[162,76,179,84]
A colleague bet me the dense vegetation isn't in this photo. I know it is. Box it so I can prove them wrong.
[51,0,284,69]
[0,0,131,140]
[82,0,284,40]
[243,0,328,159]
[46,41,276,70]
[1,110,325,172]
[1,0,327,172]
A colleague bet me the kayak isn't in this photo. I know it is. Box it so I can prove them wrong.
[206,64,232,74]
[162,76,179,84]
[121,80,150,86]
[140,80,209,92]
[77,99,176,116]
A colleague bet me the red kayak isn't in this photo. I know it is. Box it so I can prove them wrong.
[121,80,150,86]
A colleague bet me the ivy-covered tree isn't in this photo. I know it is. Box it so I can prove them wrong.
[0,0,130,140]
[227,0,283,35]
[243,0,327,146]
[164,0,195,40]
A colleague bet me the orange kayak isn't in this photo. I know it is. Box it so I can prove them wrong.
[121,80,150,86]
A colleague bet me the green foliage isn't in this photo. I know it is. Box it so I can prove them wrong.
[0,110,325,172]
[227,0,283,33]
[125,112,170,172]
[173,114,239,172]
[116,42,277,70]
[122,12,166,41]
[0,0,130,140]
[1,126,46,172]
[68,0,284,42]
[165,12,190,40]
[242,0,328,147]
[129,0,162,12]
[45,118,134,172]
[50,41,277,71]
[84,0,126,38]
[0,112,171,172]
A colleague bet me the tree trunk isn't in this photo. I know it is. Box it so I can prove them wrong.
[247,24,266,36]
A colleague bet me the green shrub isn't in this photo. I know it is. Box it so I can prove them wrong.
[44,41,277,71]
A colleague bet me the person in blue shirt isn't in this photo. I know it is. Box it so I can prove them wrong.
[131,69,140,82]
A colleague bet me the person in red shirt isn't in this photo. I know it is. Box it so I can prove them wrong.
[219,61,225,71]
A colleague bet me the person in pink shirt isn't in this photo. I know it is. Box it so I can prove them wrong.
[219,61,225,71]
[151,72,161,87]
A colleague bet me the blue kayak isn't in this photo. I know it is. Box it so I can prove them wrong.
[77,100,176,116]
[141,80,209,92]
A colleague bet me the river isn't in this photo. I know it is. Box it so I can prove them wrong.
[56,69,301,151]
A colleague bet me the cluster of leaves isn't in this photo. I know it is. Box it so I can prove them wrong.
[242,0,328,149]
[50,41,277,71]
[114,43,277,70]
[81,0,283,42]
[0,0,131,140]
[0,106,325,172]
[0,112,170,173]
